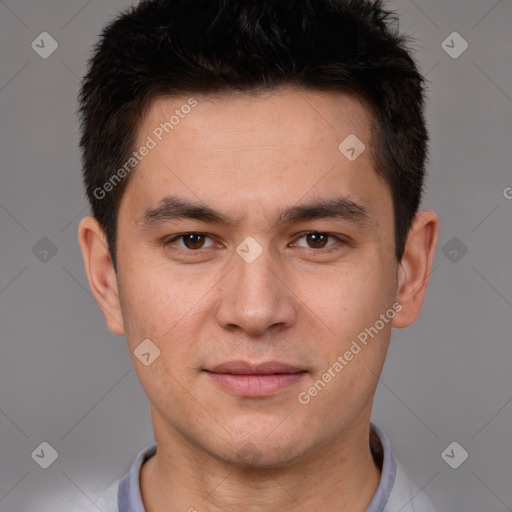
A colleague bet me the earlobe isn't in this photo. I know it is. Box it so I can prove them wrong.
[392,210,439,329]
[77,216,126,336]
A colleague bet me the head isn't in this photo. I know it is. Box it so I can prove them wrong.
[78,0,438,467]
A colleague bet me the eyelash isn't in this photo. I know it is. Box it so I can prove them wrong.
[162,232,346,255]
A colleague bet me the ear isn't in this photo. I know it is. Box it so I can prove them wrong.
[392,210,439,329]
[77,216,126,335]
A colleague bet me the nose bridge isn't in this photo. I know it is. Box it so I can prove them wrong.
[236,242,276,297]
[216,238,296,334]
[234,238,280,308]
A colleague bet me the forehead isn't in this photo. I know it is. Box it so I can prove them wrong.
[143,87,374,149]
[118,87,389,227]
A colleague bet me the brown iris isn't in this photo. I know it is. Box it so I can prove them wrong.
[305,233,329,249]
[182,233,206,249]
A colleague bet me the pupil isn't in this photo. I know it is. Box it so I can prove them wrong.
[308,233,326,248]
[186,234,204,249]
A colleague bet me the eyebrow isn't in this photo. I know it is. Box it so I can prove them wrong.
[136,195,370,229]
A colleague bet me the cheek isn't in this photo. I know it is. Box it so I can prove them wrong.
[117,261,201,342]
[295,255,396,402]
[117,267,208,385]
[297,257,395,336]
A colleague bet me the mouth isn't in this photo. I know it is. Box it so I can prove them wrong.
[203,361,307,397]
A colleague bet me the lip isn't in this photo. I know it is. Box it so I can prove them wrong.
[208,360,305,375]
[204,360,307,397]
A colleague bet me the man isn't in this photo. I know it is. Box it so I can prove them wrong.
[77,0,439,510]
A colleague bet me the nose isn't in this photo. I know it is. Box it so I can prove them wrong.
[215,241,298,336]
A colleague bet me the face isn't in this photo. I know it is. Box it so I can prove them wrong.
[98,88,403,465]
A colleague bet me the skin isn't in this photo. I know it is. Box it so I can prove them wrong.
[78,87,438,512]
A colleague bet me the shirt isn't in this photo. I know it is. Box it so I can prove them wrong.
[88,423,438,512]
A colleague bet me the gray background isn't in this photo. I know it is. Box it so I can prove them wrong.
[0,0,511,510]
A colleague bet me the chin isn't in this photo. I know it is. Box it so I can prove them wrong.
[209,432,310,470]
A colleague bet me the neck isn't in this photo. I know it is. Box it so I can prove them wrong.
[140,410,381,512]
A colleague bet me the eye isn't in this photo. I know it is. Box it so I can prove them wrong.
[292,232,342,251]
[164,233,217,251]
